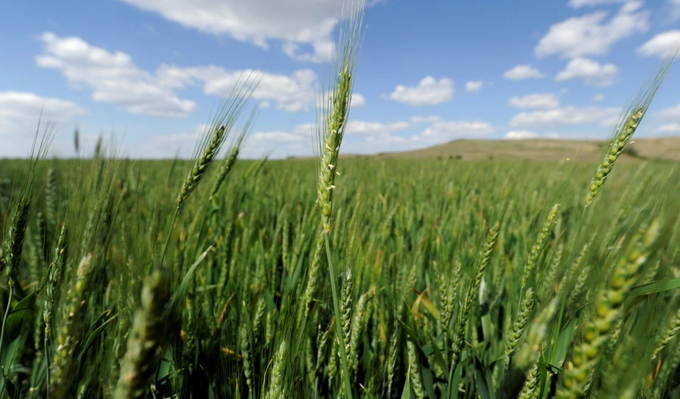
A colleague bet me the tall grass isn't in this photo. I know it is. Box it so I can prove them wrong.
[0,3,679,399]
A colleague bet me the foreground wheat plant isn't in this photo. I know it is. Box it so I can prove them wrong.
[557,221,660,399]
[585,52,677,207]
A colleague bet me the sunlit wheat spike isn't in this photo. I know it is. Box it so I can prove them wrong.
[267,340,287,399]
[2,123,53,288]
[505,288,535,368]
[209,108,257,202]
[556,220,660,399]
[114,267,170,399]
[50,253,94,398]
[407,340,425,399]
[585,50,677,207]
[520,204,559,294]
[176,75,258,210]
[514,297,560,370]
[451,221,500,367]
[3,195,30,288]
[348,286,374,375]
[653,307,680,359]
[518,359,540,399]
[314,0,364,234]
[43,225,68,342]
[654,339,680,397]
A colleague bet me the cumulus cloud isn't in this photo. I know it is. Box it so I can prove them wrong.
[351,93,366,108]
[568,0,628,8]
[503,65,545,80]
[158,65,319,112]
[593,93,605,101]
[414,120,495,143]
[36,32,196,118]
[505,131,561,139]
[555,57,618,86]
[37,32,335,116]
[465,81,484,92]
[242,130,311,159]
[410,115,441,124]
[115,0,371,63]
[505,130,539,139]
[509,105,621,129]
[0,91,86,157]
[658,123,680,133]
[344,120,409,136]
[535,2,649,59]
[637,30,680,58]
[508,93,560,109]
[249,131,307,143]
[340,133,413,155]
[385,76,454,106]
[656,103,680,122]
[138,122,315,159]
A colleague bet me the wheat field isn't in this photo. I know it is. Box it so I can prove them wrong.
[2,3,680,399]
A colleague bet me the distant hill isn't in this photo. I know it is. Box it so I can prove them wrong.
[369,137,680,162]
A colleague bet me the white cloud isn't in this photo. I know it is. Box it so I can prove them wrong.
[658,123,680,133]
[568,0,628,8]
[410,115,441,123]
[0,91,86,157]
[415,120,495,143]
[37,32,348,119]
[386,76,454,106]
[593,93,605,101]
[250,131,306,143]
[505,130,539,139]
[636,30,680,58]
[341,133,413,155]
[157,65,318,112]
[656,103,680,122]
[503,65,545,80]
[36,32,196,118]
[351,93,366,108]
[535,2,649,59]
[509,105,621,129]
[465,81,484,93]
[243,126,319,158]
[138,123,315,159]
[504,131,561,140]
[508,93,560,109]
[555,57,618,86]
[115,0,367,63]
[345,120,409,136]
[364,133,406,144]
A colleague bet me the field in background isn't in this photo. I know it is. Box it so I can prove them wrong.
[368,137,680,162]
[1,153,680,398]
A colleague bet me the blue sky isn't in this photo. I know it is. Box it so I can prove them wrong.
[1,0,680,158]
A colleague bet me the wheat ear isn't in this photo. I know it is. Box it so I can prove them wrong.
[505,288,535,368]
[557,221,660,399]
[520,204,559,294]
[586,52,677,207]
[451,221,500,367]
[114,268,170,399]
[50,254,94,398]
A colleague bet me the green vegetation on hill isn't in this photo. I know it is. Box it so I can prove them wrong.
[373,137,680,162]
